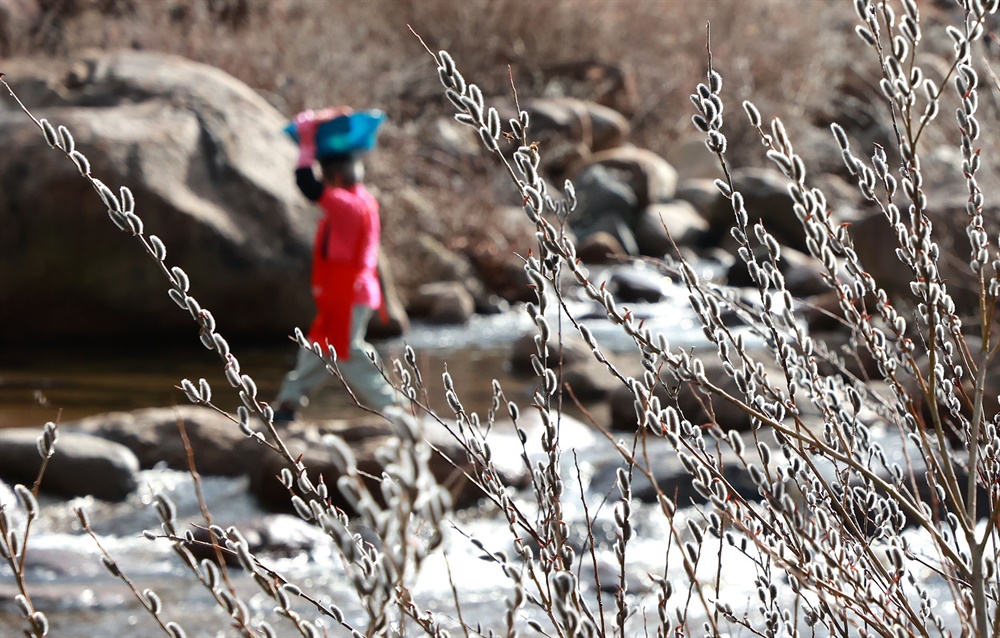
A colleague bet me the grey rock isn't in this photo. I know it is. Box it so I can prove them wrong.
[561,359,617,402]
[408,281,476,325]
[72,405,254,476]
[509,332,593,375]
[422,116,481,160]
[664,133,724,181]
[707,167,806,252]
[607,357,780,432]
[571,163,640,238]
[570,145,679,209]
[0,428,138,501]
[0,51,316,346]
[606,269,666,303]
[186,514,320,566]
[674,178,722,218]
[498,97,630,173]
[726,244,829,297]
[576,230,627,264]
[247,416,491,514]
[590,447,759,506]
[635,200,709,255]
[849,212,916,302]
[366,252,410,340]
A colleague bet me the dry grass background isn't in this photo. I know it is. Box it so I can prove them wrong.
[4,0,996,288]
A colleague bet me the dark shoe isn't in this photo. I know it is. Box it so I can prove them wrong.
[273,405,297,424]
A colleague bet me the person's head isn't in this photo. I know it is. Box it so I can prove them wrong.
[319,154,365,188]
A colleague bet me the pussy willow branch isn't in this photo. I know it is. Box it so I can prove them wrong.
[0,432,57,638]
[77,511,182,637]
[174,416,251,629]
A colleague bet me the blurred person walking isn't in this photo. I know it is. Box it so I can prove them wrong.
[273,108,397,422]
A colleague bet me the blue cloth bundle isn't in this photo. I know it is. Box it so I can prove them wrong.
[285,110,386,159]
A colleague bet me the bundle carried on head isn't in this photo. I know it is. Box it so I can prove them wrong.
[285,108,386,159]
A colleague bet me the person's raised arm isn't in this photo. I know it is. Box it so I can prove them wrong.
[295,167,324,202]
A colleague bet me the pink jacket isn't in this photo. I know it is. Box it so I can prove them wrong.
[306,184,382,358]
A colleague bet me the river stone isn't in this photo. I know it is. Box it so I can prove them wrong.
[561,358,617,402]
[571,163,640,241]
[589,446,759,506]
[576,230,627,264]
[726,244,829,298]
[665,133,725,181]
[848,212,913,302]
[803,290,847,333]
[569,145,679,209]
[366,253,410,340]
[577,213,640,257]
[509,331,594,375]
[508,331,616,402]
[523,97,630,152]
[0,51,317,346]
[497,97,630,173]
[72,406,254,476]
[635,200,709,256]
[186,514,320,566]
[675,178,722,218]
[781,247,831,297]
[0,428,138,501]
[706,167,807,253]
[395,233,494,309]
[536,59,639,116]
[407,281,476,325]
[247,416,484,514]
[422,115,482,161]
[607,357,775,432]
[606,269,666,303]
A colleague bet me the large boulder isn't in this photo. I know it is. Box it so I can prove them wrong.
[71,405,256,476]
[0,51,320,346]
[0,428,139,501]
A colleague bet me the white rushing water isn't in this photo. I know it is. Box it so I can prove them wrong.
[1,264,966,635]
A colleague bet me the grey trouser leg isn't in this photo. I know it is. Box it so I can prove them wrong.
[275,305,397,411]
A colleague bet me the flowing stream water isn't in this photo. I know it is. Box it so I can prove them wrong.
[0,263,961,635]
